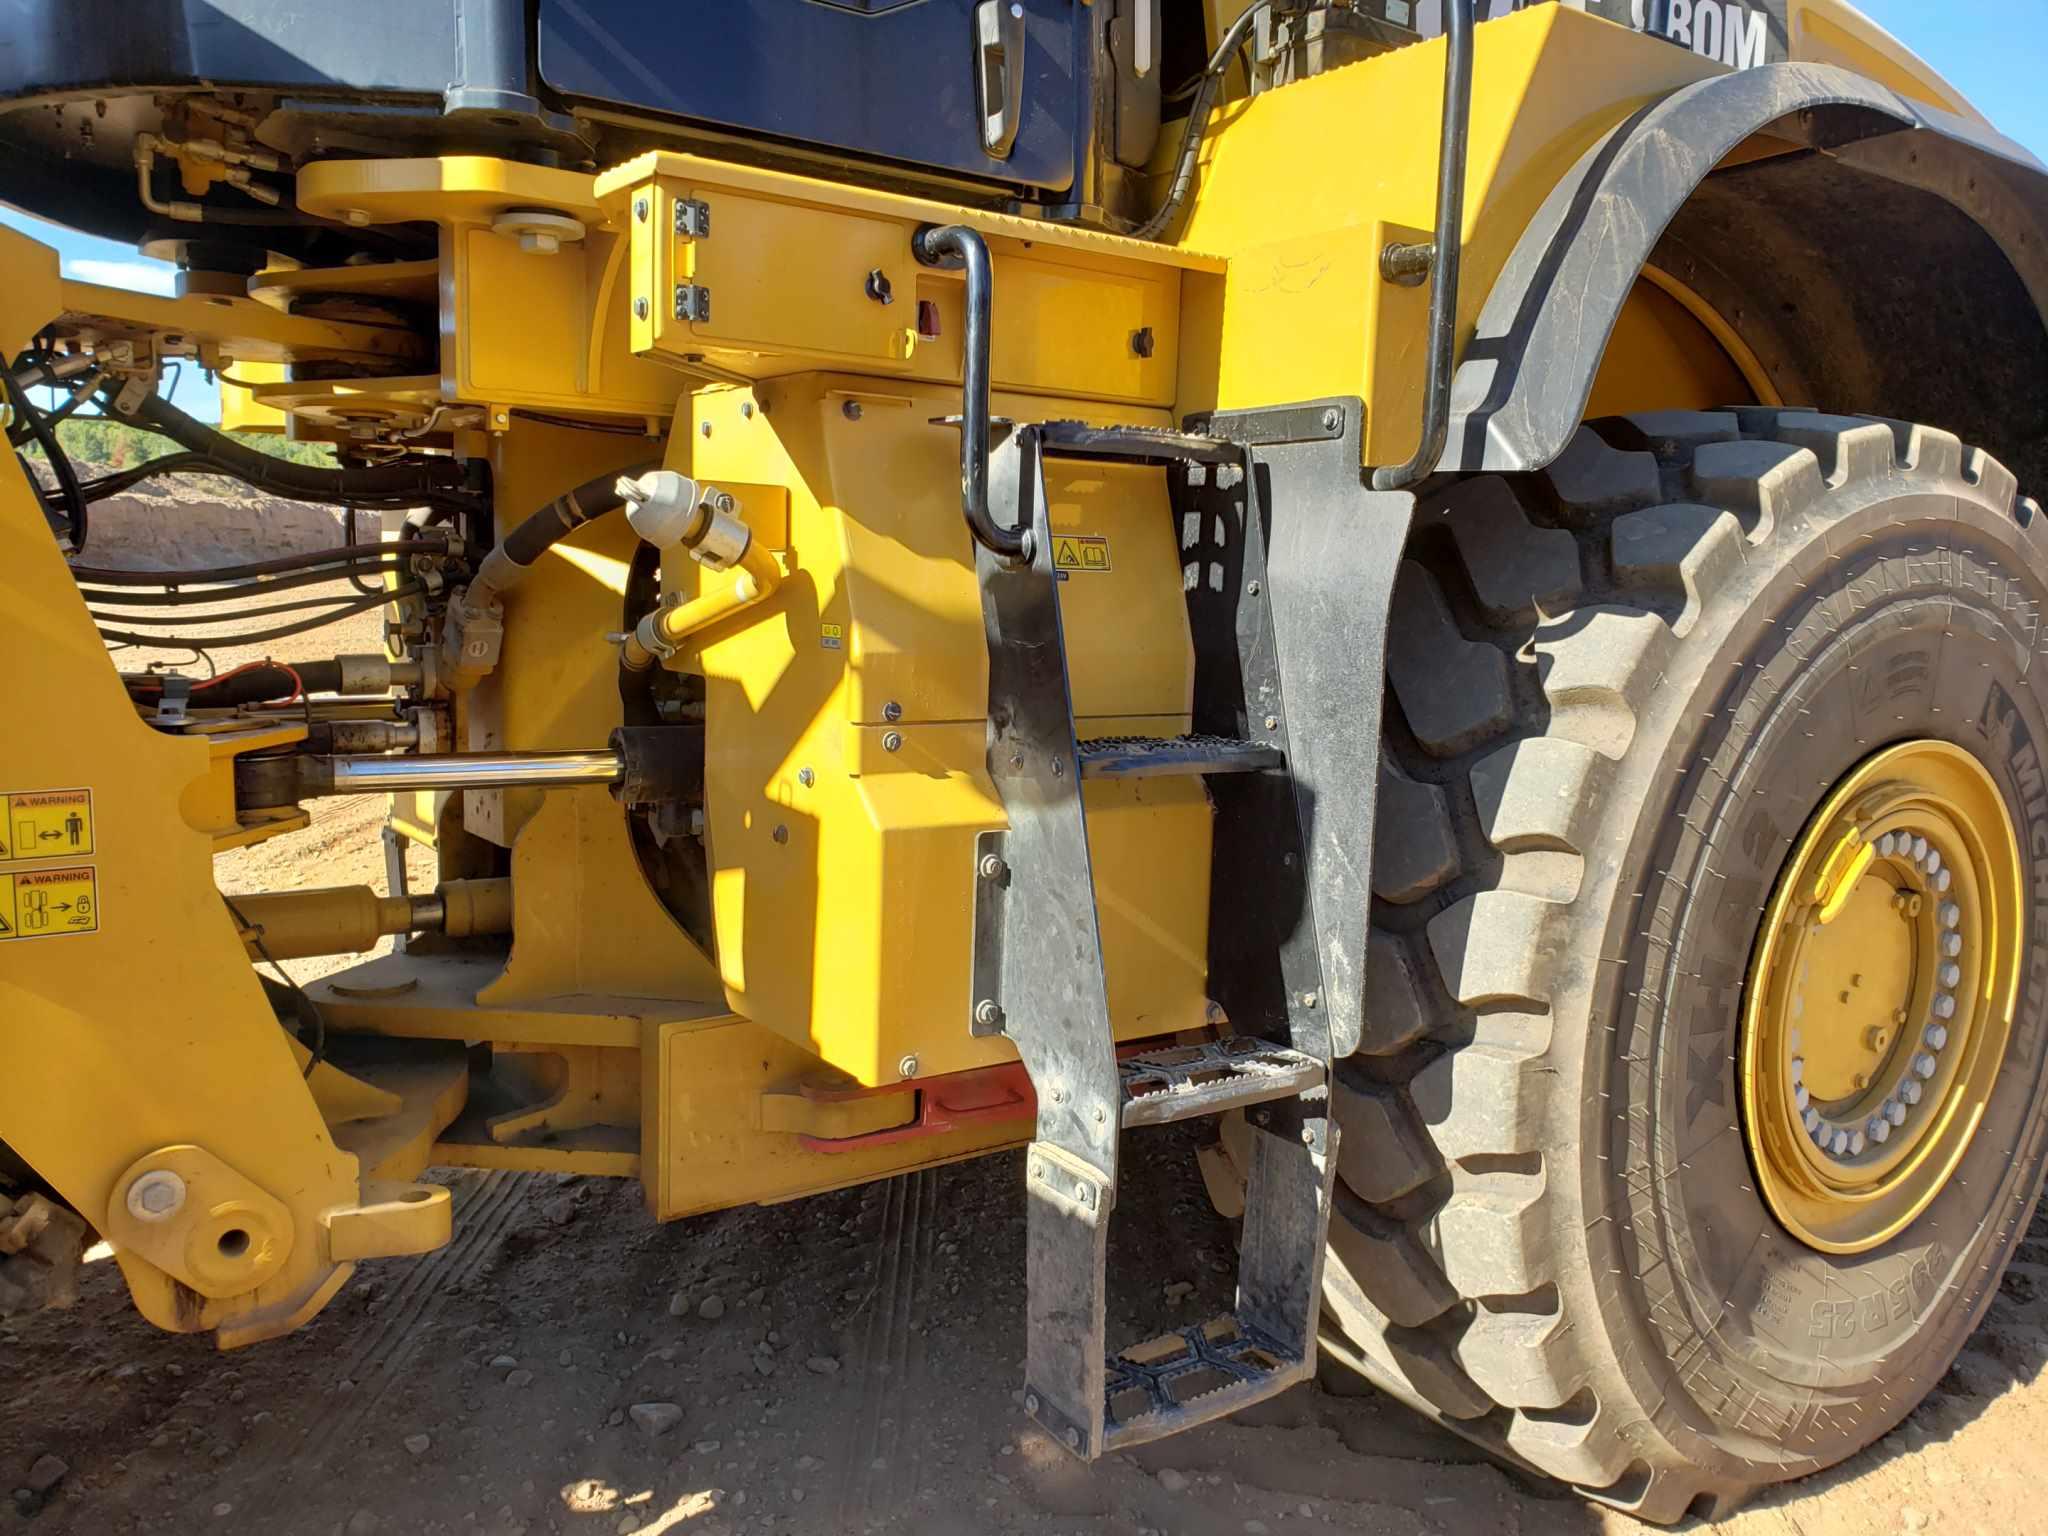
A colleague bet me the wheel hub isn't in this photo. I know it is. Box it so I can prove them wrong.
[1741,741,2024,1254]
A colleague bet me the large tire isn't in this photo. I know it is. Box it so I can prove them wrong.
[1322,409,2048,1521]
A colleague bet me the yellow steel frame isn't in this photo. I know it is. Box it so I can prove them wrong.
[0,2,1965,1345]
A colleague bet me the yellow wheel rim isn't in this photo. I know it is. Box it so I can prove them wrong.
[1741,741,2025,1254]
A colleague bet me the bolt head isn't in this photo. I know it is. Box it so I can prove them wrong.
[1024,1392,1040,1414]
[126,1170,186,1222]
[1299,991,1318,1009]
[1321,407,1341,432]
[797,767,815,788]
[882,730,903,753]
[1263,715,1279,732]
[973,999,1004,1029]
[633,296,650,320]
[898,1053,921,1079]
[700,421,713,437]
[1065,1428,1081,1450]
[842,400,863,421]
[882,700,903,722]
[740,401,755,418]
[978,853,1008,881]
[1246,580,1261,596]
[634,197,649,222]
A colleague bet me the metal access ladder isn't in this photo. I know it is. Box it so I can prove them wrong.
[965,419,1341,1455]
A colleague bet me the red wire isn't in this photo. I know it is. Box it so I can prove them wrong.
[127,657,304,699]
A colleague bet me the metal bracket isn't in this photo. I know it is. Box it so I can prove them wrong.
[153,674,192,726]
[673,197,711,239]
[1184,398,1414,1061]
[673,284,712,323]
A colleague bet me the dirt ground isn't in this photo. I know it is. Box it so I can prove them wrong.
[8,507,2048,1536]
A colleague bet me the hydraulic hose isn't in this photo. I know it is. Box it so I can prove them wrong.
[1129,0,1271,243]
[464,460,659,614]
[123,655,422,706]
[107,387,478,513]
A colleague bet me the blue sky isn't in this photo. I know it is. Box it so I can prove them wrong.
[1,2,2041,427]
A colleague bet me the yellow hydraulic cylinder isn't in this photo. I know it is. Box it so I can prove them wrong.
[230,877,513,961]
[620,540,783,671]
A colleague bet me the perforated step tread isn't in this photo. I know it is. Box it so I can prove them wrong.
[1036,420,1242,465]
[1078,735,1284,780]
[1102,1311,1310,1451]
[1120,1038,1324,1127]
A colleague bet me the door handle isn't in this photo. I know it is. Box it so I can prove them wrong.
[975,0,1027,159]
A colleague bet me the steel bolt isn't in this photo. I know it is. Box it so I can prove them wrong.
[125,1170,186,1222]
[1263,715,1279,732]
[842,400,863,421]
[1926,1023,1950,1051]
[882,730,903,753]
[1300,1125,1316,1146]
[700,420,712,437]
[797,767,815,788]
[898,1053,921,1079]
[979,853,1008,881]
[883,700,903,722]
[1246,580,1261,596]
[974,999,1005,1030]
[1025,1392,1040,1414]
[633,296,650,320]
[771,824,789,845]
[1299,991,1319,1009]
[1065,1428,1081,1451]
[741,400,755,419]
[1093,1107,1107,1126]
[634,197,649,222]
[1321,407,1342,432]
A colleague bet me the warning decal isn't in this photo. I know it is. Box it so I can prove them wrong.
[1,788,94,861]
[820,622,845,651]
[1052,535,1112,574]
[0,866,98,940]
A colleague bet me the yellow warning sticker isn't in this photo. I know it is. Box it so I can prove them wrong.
[819,622,845,651]
[1052,535,1112,573]
[0,866,98,940]
[1,788,94,862]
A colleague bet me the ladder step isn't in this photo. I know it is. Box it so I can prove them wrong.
[1120,1038,1324,1128]
[1035,419,1241,465]
[1102,1312,1309,1451]
[1078,734,1283,780]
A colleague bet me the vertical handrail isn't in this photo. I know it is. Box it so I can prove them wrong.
[1370,0,1476,493]
[914,223,1030,562]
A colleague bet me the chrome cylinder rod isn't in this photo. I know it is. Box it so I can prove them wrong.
[320,749,621,795]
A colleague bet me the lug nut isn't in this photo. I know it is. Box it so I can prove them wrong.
[1885,1099,1908,1126]
[1942,931,1963,958]
[1940,901,1962,929]
[1869,1117,1891,1144]
[1902,1078,1924,1106]
[1925,1023,1950,1051]
[1933,993,1956,1020]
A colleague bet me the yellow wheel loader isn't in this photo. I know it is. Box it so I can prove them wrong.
[4,0,2048,1519]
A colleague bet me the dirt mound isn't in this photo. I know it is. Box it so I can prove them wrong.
[74,485,376,573]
